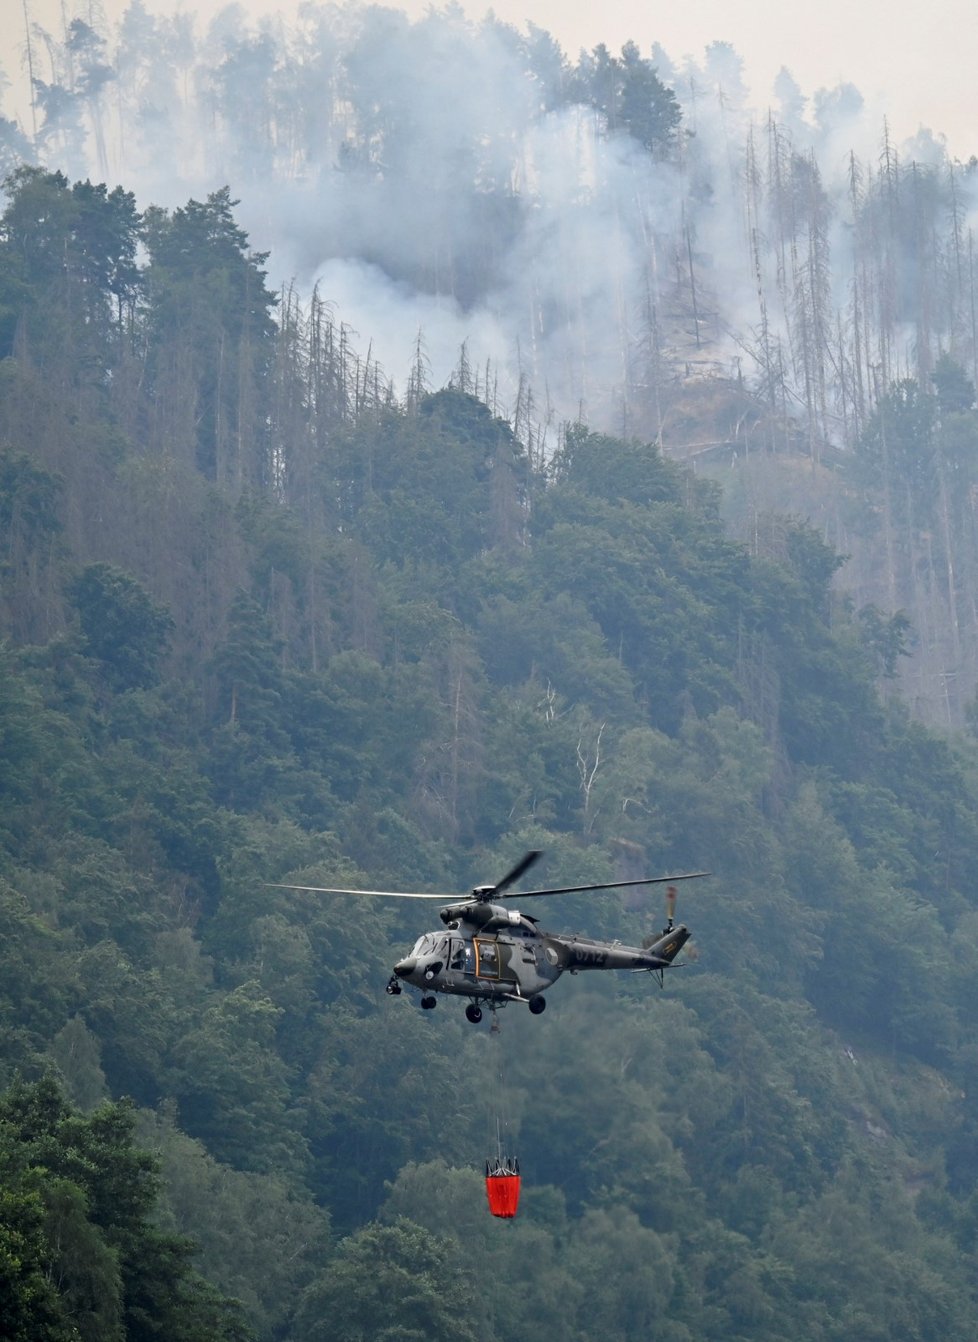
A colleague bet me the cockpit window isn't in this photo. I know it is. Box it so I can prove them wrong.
[412,934,449,958]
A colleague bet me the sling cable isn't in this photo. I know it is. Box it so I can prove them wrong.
[483,1005,521,1218]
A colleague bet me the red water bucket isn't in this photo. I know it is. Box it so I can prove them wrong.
[480,1170,517,1223]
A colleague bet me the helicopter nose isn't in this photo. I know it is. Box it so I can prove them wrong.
[393,957,417,979]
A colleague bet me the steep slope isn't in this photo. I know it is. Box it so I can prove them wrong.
[4,165,978,1341]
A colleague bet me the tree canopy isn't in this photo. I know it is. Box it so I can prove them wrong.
[3,160,978,1342]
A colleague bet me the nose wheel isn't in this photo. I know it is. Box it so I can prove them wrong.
[386,976,402,995]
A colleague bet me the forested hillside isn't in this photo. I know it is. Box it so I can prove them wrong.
[5,1,978,724]
[5,154,978,1340]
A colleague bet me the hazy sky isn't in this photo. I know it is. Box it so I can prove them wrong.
[3,0,976,157]
[476,0,977,161]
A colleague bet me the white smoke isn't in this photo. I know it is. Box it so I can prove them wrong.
[2,1,971,437]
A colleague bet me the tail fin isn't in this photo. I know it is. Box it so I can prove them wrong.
[642,924,691,964]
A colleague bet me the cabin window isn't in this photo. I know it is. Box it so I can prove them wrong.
[474,939,499,978]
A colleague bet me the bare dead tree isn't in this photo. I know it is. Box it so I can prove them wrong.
[576,720,606,832]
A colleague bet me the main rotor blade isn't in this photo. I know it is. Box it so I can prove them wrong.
[491,850,543,895]
[266,883,455,899]
[502,871,711,899]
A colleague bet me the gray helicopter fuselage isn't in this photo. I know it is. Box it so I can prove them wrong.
[391,901,690,1005]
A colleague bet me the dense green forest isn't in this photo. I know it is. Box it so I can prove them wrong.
[5,155,978,1340]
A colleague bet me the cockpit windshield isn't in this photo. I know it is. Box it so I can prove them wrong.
[411,934,447,958]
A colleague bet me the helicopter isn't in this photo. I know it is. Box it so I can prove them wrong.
[271,851,709,1023]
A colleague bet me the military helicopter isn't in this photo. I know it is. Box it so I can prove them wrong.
[272,852,708,1023]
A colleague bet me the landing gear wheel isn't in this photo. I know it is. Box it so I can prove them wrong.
[420,995,437,1009]
[465,1004,483,1024]
[528,995,547,1015]
[386,977,402,995]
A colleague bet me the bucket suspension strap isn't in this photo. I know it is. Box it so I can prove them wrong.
[488,1003,507,1166]
[484,1005,522,1216]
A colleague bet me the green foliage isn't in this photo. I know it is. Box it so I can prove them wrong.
[5,165,978,1342]
[530,429,754,730]
[141,1107,329,1339]
[0,447,62,556]
[932,354,975,415]
[0,166,141,364]
[170,980,306,1176]
[331,389,528,568]
[142,187,277,485]
[0,1077,250,1341]
[294,1217,477,1342]
[848,378,938,515]
[0,643,93,853]
[571,43,681,153]
[856,604,911,678]
[69,563,174,692]
[548,423,684,504]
